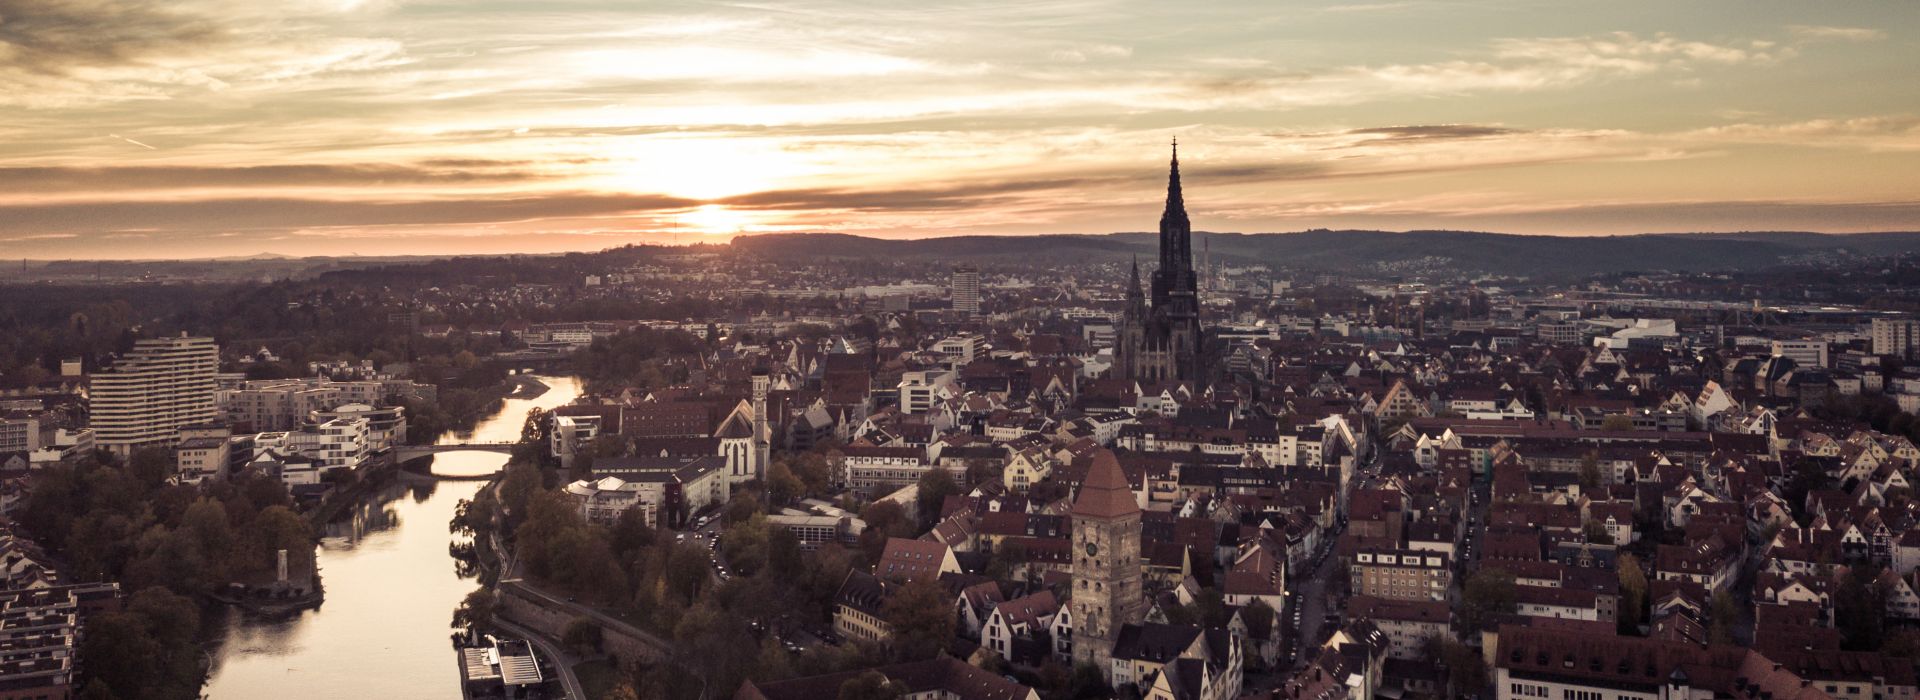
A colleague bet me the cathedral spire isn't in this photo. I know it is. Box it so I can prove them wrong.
[1165,138,1184,217]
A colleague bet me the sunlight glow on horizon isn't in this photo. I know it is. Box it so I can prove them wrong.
[3,1,1918,258]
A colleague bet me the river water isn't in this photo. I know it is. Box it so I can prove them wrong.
[202,375,583,699]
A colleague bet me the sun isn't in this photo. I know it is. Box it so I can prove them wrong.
[677,204,755,234]
[599,136,808,201]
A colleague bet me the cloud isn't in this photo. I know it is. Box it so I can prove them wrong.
[0,161,557,192]
[0,0,230,75]
[1788,25,1886,43]
[0,192,698,233]
[0,0,409,108]
[716,177,1108,212]
[1343,125,1523,142]
[1683,116,1920,151]
[1176,32,1784,110]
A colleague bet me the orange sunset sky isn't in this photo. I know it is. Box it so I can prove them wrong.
[4,0,1919,258]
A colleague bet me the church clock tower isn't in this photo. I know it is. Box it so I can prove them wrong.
[1069,450,1143,679]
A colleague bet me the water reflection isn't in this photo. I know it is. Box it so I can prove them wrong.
[202,376,581,699]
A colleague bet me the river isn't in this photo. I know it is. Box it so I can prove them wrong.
[202,375,584,699]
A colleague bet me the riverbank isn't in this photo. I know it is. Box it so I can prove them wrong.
[201,375,585,699]
[303,455,400,529]
[505,373,549,399]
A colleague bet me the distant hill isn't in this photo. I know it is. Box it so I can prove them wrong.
[729,230,1920,277]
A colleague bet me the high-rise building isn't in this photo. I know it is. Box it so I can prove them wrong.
[1070,450,1143,680]
[1872,318,1920,358]
[90,334,219,454]
[1116,142,1204,383]
[951,264,981,315]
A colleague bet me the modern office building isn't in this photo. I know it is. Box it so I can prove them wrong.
[90,335,219,455]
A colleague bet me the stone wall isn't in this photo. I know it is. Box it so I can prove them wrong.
[496,581,668,665]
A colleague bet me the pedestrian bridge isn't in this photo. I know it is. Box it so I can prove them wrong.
[393,442,516,462]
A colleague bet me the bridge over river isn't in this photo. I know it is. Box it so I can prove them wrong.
[393,441,514,460]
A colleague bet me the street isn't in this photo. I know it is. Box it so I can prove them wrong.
[492,615,588,700]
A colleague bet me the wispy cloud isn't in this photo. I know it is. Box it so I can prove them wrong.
[1788,25,1887,43]
[108,134,158,150]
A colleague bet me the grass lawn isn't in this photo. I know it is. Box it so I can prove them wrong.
[573,659,620,700]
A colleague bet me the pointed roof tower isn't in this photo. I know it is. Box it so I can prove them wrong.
[1072,449,1139,518]
[1161,138,1188,230]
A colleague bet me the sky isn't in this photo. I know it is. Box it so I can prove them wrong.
[3,0,1919,259]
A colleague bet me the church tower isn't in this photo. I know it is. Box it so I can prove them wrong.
[1117,142,1205,384]
[750,367,770,481]
[1069,450,1143,678]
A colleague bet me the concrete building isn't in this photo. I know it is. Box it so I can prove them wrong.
[562,476,653,525]
[588,455,731,527]
[951,264,981,316]
[1873,318,1920,358]
[838,446,934,492]
[897,369,956,415]
[1773,340,1830,369]
[90,335,219,454]
[311,403,406,451]
[0,414,36,455]
[174,436,231,484]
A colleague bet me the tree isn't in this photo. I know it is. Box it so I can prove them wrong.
[766,459,807,507]
[1600,414,1636,432]
[1432,636,1488,698]
[452,588,497,630]
[1836,566,1890,650]
[883,577,957,661]
[81,588,202,700]
[1065,662,1112,700]
[79,613,161,699]
[837,671,906,700]
[858,500,914,560]
[722,515,772,576]
[1578,452,1604,493]
[1617,554,1648,635]
[126,447,176,487]
[562,617,604,656]
[497,461,543,515]
[1460,568,1517,631]
[789,451,836,496]
[964,459,998,488]
[672,604,758,700]
[915,468,961,528]
[249,505,315,580]
[1708,590,1740,645]
[1583,520,1614,545]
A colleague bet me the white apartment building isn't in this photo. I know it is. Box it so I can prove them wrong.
[91,335,219,454]
[218,377,429,432]
[1772,339,1830,369]
[29,428,93,466]
[549,414,602,470]
[897,369,956,415]
[311,403,406,451]
[563,476,654,525]
[253,417,370,476]
[1873,318,1920,358]
[934,335,982,366]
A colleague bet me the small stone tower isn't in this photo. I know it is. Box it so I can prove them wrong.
[1069,450,1143,679]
